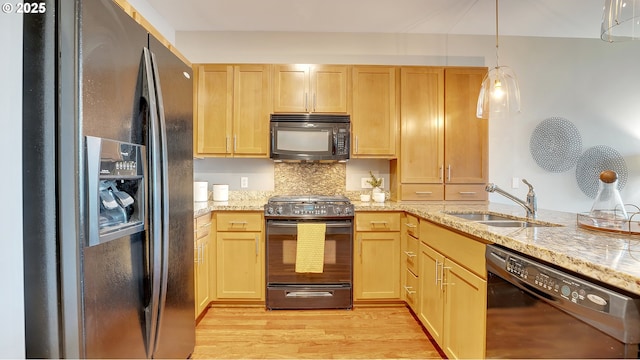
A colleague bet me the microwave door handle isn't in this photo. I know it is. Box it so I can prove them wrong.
[332,135,336,155]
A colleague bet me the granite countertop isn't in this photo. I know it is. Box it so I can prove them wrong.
[194,199,640,296]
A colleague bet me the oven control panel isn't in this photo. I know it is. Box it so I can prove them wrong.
[265,203,354,218]
[502,254,611,312]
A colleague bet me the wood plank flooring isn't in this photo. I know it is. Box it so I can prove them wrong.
[193,306,445,359]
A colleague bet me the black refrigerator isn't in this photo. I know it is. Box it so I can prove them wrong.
[22,0,195,358]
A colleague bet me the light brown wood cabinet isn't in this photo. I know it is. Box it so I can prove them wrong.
[394,66,488,201]
[443,67,489,200]
[193,64,271,158]
[194,212,213,318]
[351,66,398,158]
[354,212,401,301]
[273,64,350,113]
[214,212,265,301]
[418,220,487,359]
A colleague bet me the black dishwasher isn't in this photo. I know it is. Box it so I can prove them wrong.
[486,244,640,359]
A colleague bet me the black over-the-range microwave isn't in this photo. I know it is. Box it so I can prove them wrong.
[269,114,350,162]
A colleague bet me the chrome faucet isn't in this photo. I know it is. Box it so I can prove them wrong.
[485,179,537,219]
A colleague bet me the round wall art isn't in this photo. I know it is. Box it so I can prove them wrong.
[575,145,628,198]
[529,117,582,172]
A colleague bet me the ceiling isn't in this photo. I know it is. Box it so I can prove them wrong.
[144,0,606,39]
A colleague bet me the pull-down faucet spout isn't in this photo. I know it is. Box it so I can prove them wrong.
[485,179,537,219]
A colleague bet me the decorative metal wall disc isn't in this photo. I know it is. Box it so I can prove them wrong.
[575,145,628,198]
[529,117,582,172]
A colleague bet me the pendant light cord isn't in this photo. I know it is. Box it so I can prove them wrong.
[495,0,500,68]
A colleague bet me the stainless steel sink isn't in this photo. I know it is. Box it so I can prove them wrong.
[447,213,515,221]
[477,220,552,228]
[445,211,561,228]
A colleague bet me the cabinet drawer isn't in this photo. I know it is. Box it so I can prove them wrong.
[404,214,419,238]
[356,212,401,232]
[444,184,488,201]
[404,269,418,310]
[195,213,212,239]
[405,234,419,274]
[216,212,262,231]
[400,184,444,201]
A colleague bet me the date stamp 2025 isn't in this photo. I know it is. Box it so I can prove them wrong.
[2,2,46,14]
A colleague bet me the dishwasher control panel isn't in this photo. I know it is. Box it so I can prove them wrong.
[504,255,610,311]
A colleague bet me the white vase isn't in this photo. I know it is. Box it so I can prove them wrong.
[372,192,385,203]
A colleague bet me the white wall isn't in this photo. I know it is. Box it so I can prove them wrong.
[178,31,640,213]
[1,11,25,359]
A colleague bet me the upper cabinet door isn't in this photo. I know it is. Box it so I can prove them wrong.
[273,64,349,113]
[400,67,444,183]
[352,66,398,158]
[194,64,233,156]
[310,65,349,113]
[233,64,272,157]
[272,65,309,113]
[444,68,488,184]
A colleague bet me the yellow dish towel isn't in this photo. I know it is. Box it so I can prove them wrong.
[295,223,326,273]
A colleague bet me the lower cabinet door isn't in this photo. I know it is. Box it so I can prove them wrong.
[354,232,400,300]
[418,242,444,344]
[443,259,487,359]
[216,232,264,300]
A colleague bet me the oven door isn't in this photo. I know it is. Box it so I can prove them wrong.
[266,219,353,285]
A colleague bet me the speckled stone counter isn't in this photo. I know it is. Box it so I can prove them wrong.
[194,199,640,296]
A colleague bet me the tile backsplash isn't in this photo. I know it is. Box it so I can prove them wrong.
[274,162,346,195]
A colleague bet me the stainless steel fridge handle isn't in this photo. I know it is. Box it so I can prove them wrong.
[142,47,162,357]
[149,49,171,357]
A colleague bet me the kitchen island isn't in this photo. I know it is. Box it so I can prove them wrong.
[195,199,640,296]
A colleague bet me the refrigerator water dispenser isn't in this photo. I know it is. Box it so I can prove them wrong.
[86,136,146,246]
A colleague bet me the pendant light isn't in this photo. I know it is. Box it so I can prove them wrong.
[602,0,640,42]
[476,0,521,119]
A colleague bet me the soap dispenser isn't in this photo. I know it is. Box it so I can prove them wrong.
[589,170,627,228]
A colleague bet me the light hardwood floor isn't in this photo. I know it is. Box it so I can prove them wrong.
[193,306,445,359]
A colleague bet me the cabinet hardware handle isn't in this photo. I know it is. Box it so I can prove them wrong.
[354,136,359,154]
[415,191,432,195]
[229,221,248,225]
[447,165,451,182]
[404,251,417,258]
[439,166,444,181]
[370,221,388,225]
[233,135,237,152]
[404,286,416,295]
[313,93,317,112]
[306,93,310,112]
[435,259,442,286]
[441,266,454,289]
[226,136,230,152]
[404,223,417,228]
[458,192,477,195]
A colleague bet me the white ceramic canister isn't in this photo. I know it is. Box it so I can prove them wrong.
[213,184,229,202]
[193,181,209,202]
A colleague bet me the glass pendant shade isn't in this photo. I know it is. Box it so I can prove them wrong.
[476,65,521,119]
[602,0,640,42]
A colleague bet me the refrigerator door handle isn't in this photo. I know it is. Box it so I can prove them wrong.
[149,49,171,358]
[141,47,163,357]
